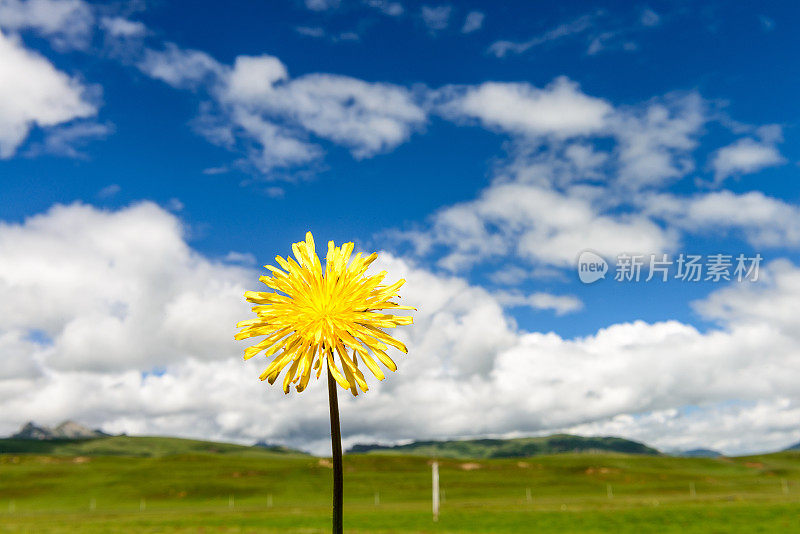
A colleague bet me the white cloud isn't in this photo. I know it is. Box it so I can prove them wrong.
[25,120,112,158]
[0,30,98,158]
[0,0,93,50]
[694,258,800,330]
[225,107,321,171]
[0,202,251,373]
[396,181,677,271]
[461,10,484,33]
[437,84,707,189]
[222,55,288,103]
[259,74,426,158]
[1,203,800,455]
[564,399,800,456]
[138,43,224,89]
[488,8,665,59]
[488,12,597,58]
[421,5,451,31]
[646,190,800,248]
[100,16,147,38]
[407,82,798,277]
[710,137,785,182]
[437,77,613,138]
[494,290,583,315]
[134,47,425,173]
[210,56,426,169]
[610,92,707,188]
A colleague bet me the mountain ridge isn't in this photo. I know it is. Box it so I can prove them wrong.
[12,420,109,440]
[347,433,661,459]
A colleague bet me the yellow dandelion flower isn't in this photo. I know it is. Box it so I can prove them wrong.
[235,232,415,396]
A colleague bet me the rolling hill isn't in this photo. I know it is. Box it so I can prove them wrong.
[348,433,660,458]
[0,435,306,457]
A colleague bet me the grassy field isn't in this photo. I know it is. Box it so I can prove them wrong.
[1,439,799,533]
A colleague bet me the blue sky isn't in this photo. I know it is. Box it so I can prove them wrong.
[1,0,800,455]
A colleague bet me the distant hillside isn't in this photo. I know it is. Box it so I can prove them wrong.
[0,435,307,457]
[786,441,800,451]
[348,434,660,458]
[12,420,108,440]
[677,448,723,458]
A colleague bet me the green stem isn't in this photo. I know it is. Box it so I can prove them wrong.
[327,368,343,534]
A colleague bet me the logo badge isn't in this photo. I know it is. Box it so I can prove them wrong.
[577,250,608,284]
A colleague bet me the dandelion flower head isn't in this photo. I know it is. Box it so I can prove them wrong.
[236,232,414,396]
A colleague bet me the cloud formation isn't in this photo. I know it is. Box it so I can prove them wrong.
[0,0,94,50]
[1,202,799,456]
[133,47,426,173]
[0,30,97,158]
[436,77,613,138]
[710,137,785,183]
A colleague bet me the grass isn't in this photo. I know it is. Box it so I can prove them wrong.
[1,443,799,532]
[0,436,305,457]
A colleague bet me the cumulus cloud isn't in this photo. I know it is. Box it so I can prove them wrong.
[0,30,98,158]
[0,0,94,50]
[564,399,800,455]
[223,55,288,101]
[133,46,426,173]
[434,78,707,190]
[212,55,425,170]
[395,181,677,271]
[436,77,613,138]
[138,43,224,90]
[1,202,800,455]
[710,137,785,183]
[255,74,426,158]
[401,80,800,279]
[646,190,800,248]
[392,90,709,275]
[0,202,251,373]
[610,92,707,188]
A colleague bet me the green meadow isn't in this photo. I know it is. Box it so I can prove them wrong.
[1,437,799,533]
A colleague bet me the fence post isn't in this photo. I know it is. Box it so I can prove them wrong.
[432,461,440,522]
